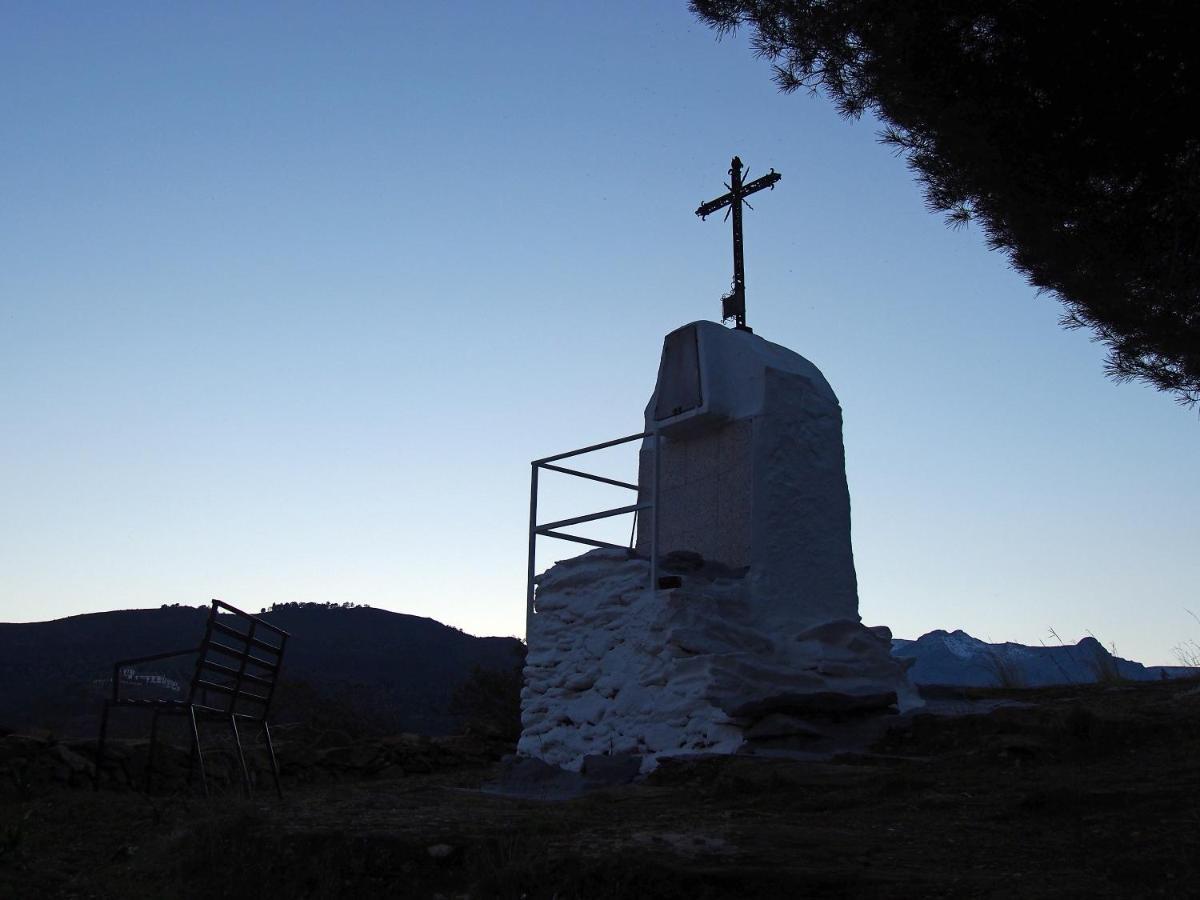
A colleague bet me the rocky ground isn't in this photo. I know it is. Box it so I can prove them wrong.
[2,678,1198,899]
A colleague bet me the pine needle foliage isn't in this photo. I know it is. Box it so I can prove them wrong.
[692,0,1200,406]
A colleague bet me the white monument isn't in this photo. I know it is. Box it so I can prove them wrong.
[519,157,918,774]
[519,320,920,773]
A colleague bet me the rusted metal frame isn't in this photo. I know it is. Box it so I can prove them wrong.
[260,631,286,727]
[188,602,219,707]
[184,704,262,797]
[212,598,289,638]
[532,431,650,467]
[228,617,258,795]
[200,657,273,687]
[212,618,284,654]
[526,462,539,643]
[194,679,240,697]
[535,503,645,533]
[195,678,268,703]
[526,431,658,643]
[262,722,283,799]
[537,463,639,492]
[190,702,236,716]
[537,530,627,551]
[189,706,208,798]
[186,719,197,789]
[96,598,290,799]
[208,639,278,672]
[231,618,258,719]
[229,714,251,797]
[110,648,196,702]
[191,704,265,720]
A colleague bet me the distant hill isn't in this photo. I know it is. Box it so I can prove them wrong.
[893,629,1197,688]
[0,604,524,738]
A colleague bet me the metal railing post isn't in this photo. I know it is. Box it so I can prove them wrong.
[526,462,539,642]
[527,430,654,626]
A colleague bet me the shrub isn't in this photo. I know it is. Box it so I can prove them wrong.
[450,650,526,743]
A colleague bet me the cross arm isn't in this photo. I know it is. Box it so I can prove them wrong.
[740,170,782,197]
[695,192,734,220]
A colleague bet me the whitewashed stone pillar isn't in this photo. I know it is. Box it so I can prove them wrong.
[637,320,859,628]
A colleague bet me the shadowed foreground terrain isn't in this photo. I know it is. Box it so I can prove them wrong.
[2,678,1197,898]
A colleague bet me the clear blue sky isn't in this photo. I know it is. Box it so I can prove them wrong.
[2,2,1196,664]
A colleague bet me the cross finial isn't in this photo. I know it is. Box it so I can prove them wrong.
[695,156,782,331]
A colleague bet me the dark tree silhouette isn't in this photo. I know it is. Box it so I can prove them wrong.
[692,1,1200,405]
[449,653,525,743]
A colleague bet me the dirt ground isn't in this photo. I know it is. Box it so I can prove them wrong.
[2,678,1198,899]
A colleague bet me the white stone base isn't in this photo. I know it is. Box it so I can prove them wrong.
[519,549,922,772]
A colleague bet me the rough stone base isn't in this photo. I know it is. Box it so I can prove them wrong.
[519,549,921,772]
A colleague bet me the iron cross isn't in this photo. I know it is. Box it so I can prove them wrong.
[695,156,782,331]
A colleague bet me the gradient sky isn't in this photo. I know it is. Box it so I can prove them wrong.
[2,2,1196,664]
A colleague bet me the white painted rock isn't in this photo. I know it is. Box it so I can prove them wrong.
[521,322,919,773]
[636,321,859,628]
[519,549,921,772]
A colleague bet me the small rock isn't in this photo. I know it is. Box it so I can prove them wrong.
[492,756,587,799]
[426,843,454,859]
[580,753,642,787]
[744,714,821,740]
[730,690,897,719]
[49,744,95,775]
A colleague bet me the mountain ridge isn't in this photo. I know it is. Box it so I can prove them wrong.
[893,628,1195,688]
[0,603,524,737]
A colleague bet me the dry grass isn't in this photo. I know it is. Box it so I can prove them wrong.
[980,647,1026,688]
[1173,610,1200,668]
[1085,632,1124,685]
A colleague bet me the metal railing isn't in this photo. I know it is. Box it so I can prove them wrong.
[526,430,659,639]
